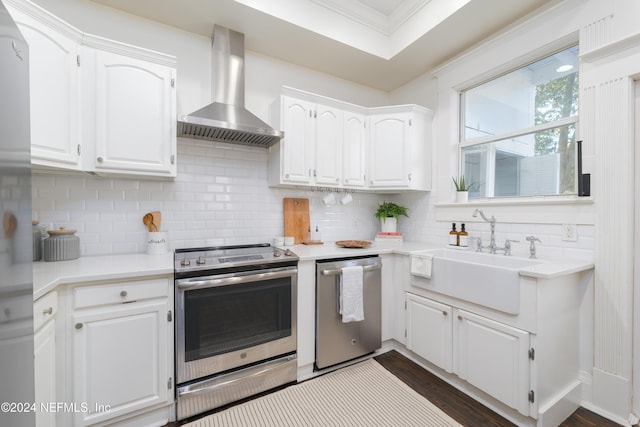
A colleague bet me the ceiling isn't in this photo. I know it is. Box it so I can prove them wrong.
[88,0,555,91]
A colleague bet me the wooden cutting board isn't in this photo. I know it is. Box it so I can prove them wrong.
[283,198,310,244]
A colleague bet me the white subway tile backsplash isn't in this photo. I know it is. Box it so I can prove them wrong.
[31,138,595,260]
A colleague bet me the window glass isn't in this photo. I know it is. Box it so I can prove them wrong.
[460,45,578,198]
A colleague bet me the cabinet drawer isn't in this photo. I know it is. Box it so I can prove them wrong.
[33,291,58,332]
[73,277,169,309]
[0,293,33,323]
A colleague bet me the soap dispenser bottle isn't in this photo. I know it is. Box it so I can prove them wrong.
[449,223,458,246]
[458,223,469,247]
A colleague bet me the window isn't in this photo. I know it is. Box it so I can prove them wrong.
[460,45,579,198]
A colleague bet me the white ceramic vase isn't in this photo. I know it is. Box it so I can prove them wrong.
[455,191,469,203]
[380,217,397,233]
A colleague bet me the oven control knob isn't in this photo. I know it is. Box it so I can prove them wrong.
[273,249,282,257]
[197,256,206,265]
[180,259,191,267]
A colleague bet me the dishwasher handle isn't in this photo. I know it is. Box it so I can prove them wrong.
[320,263,381,276]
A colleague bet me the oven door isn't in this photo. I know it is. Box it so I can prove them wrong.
[175,266,297,384]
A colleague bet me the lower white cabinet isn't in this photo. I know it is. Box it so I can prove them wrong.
[406,293,452,372]
[454,309,530,416]
[66,277,173,427]
[34,291,58,427]
[406,292,532,417]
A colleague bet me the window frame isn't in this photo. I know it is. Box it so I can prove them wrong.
[457,45,580,199]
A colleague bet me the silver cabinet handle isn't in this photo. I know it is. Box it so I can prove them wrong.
[97,157,103,163]
[43,307,53,315]
[75,323,83,329]
[120,290,127,297]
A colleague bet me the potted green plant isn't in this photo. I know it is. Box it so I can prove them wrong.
[452,175,477,203]
[374,201,409,232]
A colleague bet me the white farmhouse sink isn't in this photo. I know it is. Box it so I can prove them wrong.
[410,249,542,314]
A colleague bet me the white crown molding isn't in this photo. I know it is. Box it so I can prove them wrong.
[310,0,431,36]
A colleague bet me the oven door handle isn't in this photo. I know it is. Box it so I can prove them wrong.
[177,354,296,398]
[176,267,296,290]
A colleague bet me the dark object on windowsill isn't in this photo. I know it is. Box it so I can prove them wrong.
[576,140,590,197]
[578,173,590,197]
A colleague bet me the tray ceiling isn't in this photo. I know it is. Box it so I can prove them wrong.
[88,0,555,91]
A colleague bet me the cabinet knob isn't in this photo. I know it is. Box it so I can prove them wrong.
[442,311,448,316]
[335,177,339,182]
[97,157,103,163]
[408,173,412,181]
[43,307,53,315]
[75,323,83,329]
[120,290,127,297]
[457,315,463,321]
[285,173,290,178]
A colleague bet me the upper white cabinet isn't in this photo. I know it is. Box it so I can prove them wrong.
[342,111,367,189]
[7,0,177,178]
[270,87,432,192]
[270,95,343,187]
[368,106,432,191]
[8,1,82,170]
[82,38,177,177]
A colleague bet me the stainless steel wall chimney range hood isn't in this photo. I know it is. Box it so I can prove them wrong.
[177,25,283,147]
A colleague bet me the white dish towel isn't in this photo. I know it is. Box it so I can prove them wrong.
[340,265,364,323]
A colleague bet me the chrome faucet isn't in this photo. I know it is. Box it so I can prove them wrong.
[525,236,542,259]
[472,209,497,254]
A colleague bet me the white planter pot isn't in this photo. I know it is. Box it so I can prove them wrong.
[456,191,469,203]
[380,217,397,233]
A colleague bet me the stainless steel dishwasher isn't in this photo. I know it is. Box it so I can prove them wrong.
[315,256,382,370]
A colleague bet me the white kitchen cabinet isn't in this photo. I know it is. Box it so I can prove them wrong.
[342,111,367,189]
[34,291,58,427]
[406,265,589,426]
[368,105,432,191]
[270,95,341,186]
[406,292,452,373]
[8,0,177,178]
[270,87,432,192]
[69,277,173,427]
[454,309,531,416]
[8,0,82,170]
[82,37,177,177]
[406,292,530,416]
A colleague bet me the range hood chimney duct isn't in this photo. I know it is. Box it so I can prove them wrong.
[177,25,283,147]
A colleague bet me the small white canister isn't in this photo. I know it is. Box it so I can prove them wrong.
[147,232,168,254]
[44,227,80,262]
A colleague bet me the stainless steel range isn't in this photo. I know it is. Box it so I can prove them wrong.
[174,244,298,420]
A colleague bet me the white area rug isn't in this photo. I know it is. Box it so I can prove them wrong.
[184,359,462,427]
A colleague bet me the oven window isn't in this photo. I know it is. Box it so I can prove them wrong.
[183,277,292,362]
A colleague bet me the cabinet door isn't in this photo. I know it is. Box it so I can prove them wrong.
[406,293,452,372]
[314,104,342,186]
[280,96,314,184]
[93,50,176,176]
[342,112,367,188]
[454,309,530,416]
[34,319,56,427]
[13,9,81,168]
[368,112,409,187]
[71,300,170,426]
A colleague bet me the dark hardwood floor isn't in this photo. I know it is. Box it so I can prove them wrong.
[374,350,622,427]
[167,350,623,426]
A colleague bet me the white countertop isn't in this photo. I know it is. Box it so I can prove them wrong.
[32,241,594,300]
[33,252,174,300]
[288,241,440,261]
